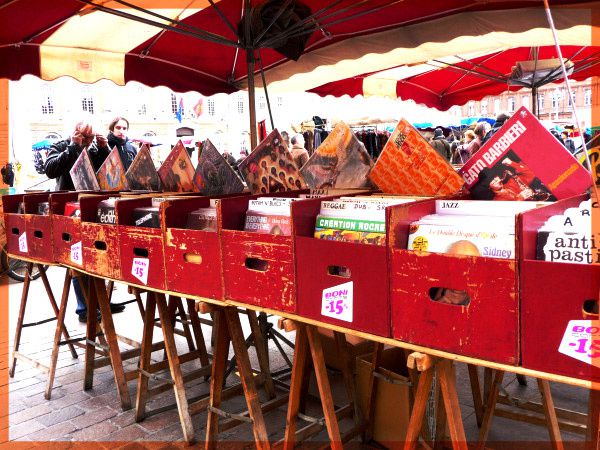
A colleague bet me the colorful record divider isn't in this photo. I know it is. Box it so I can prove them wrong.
[2,190,600,448]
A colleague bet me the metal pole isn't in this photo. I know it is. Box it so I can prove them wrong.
[532,86,538,117]
[247,50,258,149]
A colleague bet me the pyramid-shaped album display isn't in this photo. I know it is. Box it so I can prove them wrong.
[158,141,197,192]
[301,121,374,189]
[193,139,245,195]
[96,147,129,191]
[125,144,161,191]
[238,129,306,194]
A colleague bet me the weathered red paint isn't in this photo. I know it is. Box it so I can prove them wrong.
[80,194,121,279]
[117,197,166,290]
[3,193,26,257]
[220,191,306,312]
[49,192,83,267]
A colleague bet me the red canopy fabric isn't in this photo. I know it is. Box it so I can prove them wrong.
[309,45,600,110]
[0,1,594,95]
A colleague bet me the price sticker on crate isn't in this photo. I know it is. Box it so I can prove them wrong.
[131,257,149,285]
[321,281,353,323]
[70,241,82,265]
[18,232,28,253]
[558,320,600,367]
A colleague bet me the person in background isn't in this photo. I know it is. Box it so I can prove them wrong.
[454,129,476,164]
[429,128,451,161]
[281,131,291,149]
[464,122,488,160]
[290,133,310,169]
[561,131,576,154]
[45,120,125,323]
[482,113,509,145]
[107,117,137,171]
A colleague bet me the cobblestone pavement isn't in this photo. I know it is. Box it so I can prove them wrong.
[3,266,590,447]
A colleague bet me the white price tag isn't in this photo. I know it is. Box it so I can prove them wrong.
[558,320,600,367]
[321,281,353,323]
[18,232,28,253]
[131,257,149,285]
[70,241,83,265]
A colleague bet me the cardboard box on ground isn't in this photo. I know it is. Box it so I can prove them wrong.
[355,347,411,446]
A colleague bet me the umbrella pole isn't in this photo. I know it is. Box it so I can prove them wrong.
[532,86,538,117]
[247,50,258,149]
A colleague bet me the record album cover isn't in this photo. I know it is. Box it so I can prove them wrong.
[369,118,464,195]
[301,121,374,189]
[238,129,306,194]
[96,147,129,191]
[125,144,161,191]
[193,139,244,195]
[70,148,100,191]
[158,141,197,192]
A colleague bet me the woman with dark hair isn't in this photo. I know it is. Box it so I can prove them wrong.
[107,116,137,171]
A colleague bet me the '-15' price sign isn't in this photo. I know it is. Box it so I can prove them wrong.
[70,241,83,265]
[18,232,28,253]
[131,257,149,285]
[321,281,353,323]
[558,320,600,367]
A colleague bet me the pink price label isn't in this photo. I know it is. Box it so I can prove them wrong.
[321,281,353,323]
[131,258,149,285]
[18,232,28,253]
[559,321,600,367]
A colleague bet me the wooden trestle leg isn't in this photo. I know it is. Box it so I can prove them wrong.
[9,262,33,378]
[281,321,364,449]
[206,305,271,450]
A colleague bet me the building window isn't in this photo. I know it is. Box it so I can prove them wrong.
[551,90,561,109]
[507,97,515,112]
[40,84,54,115]
[137,87,147,116]
[521,95,529,109]
[494,99,501,113]
[277,96,283,108]
[258,95,266,110]
[584,88,592,106]
[568,90,576,106]
[468,101,475,116]
[480,100,488,115]
[538,94,545,110]
[208,98,215,116]
[237,96,244,115]
[81,87,94,114]
[170,93,178,115]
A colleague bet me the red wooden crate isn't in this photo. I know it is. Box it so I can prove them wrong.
[520,193,599,381]
[22,192,55,263]
[2,193,27,257]
[50,192,83,267]
[388,199,519,365]
[219,191,306,312]
[81,194,122,279]
[117,197,167,290]
[164,194,248,300]
[293,196,393,337]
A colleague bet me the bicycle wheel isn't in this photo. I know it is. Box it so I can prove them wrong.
[0,247,46,282]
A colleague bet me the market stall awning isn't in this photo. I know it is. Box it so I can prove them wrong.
[308,45,600,110]
[0,1,596,96]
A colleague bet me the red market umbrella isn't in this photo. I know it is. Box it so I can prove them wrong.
[309,45,600,111]
[0,1,595,144]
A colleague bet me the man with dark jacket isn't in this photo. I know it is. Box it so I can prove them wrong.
[429,128,451,161]
[107,116,137,171]
[482,113,510,145]
[44,120,124,322]
[45,121,111,190]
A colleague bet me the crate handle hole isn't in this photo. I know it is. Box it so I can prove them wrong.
[245,257,268,272]
[583,299,599,318]
[429,287,470,306]
[34,230,43,238]
[184,253,202,265]
[134,248,149,258]
[94,241,107,251]
[11,228,19,235]
[62,233,72,242]
[328,265,351,278]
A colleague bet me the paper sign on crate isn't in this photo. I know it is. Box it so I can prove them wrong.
[321,281,353,323]
[558,320,600,367]
[131,258,149,285]
[70,241,83,265]
[18,232,27,253]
